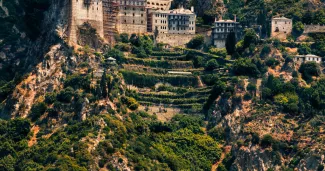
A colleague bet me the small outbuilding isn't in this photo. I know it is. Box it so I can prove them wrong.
[294,54,322,63]
[106,57,117,64]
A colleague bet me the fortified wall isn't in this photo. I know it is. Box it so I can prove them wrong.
[69,0,104,45]
[156,33,196,47]
[303,24,325,34]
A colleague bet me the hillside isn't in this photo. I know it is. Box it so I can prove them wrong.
[1,0,325,171]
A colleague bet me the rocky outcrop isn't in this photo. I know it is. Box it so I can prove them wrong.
[231,146,282,171]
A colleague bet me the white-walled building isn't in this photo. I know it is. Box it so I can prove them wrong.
[212,18,242,48]
[294,54,322,63]
[151,7,196,34]
[271,17,292,40]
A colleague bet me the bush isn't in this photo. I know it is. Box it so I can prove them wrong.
[232,58,261,77]
[208,48,227,58]
[64,74,91,90]
[208,127,225,141]
[121,96,139,110]
[243,93,252,101]
[261,134,274,148]
[120,33,129,43]
[45,92,56,104]
[114,43,131,52]
[29,102,47,121]
[105,48,125,63]
[186,35,204,49]
[193,56,204,68]
[217,164,227,171]
[265,58,280,68]
[299,62,321,82]
[205,59,219,71]
[57,87,74,103]
[260,45,271,58]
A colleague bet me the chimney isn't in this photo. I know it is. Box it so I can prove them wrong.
[234,15,237,22]
[191,6,194,13]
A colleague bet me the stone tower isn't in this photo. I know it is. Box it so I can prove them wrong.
[69,0,104,45]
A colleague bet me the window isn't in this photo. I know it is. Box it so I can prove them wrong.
[133,13,135,16]
[141,14,143,17]
[125,12,126,15]
[141,21,143,24]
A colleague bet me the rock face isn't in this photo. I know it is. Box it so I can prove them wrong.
[0,0,71,118]
[231,146,282,171]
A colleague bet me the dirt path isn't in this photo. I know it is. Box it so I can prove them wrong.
[197,76,204,87]
[211,151,225,171]
[28,125,40,147]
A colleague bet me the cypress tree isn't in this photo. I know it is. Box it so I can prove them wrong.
[226,32,236,55]
[100,70,108,98]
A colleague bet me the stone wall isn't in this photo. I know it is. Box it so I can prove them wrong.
[271,18,292,40]
[146,0,172,10]
[69,0,104,45]
[156,33,196,47]
[303,24,325,34]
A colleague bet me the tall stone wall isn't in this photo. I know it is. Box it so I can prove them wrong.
[156,33,196,47]
[69,0,104,45]
[303,24,325,34]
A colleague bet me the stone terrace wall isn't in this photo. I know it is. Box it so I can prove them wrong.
[303,24,325,34]
[156,33,196,47]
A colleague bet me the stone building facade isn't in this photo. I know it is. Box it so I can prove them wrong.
[151,7,196,35]
[146,0,172,11]
[69,0,104,45]
[116,0,147,35]
[212,18,242,48]
[68,0,195,47]
[271,17,292,40]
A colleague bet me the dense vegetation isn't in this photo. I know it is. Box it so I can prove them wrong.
[0,113,221,170]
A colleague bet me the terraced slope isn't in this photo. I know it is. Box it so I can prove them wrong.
[120,51,228,120]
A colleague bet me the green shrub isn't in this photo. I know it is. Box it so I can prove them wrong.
[260,45,271,58]
[208,127,225,141]
[265,58,280,68]
[243,93,252,101]
[261,134,274,148]
[114,43,131,52]
[121,96,139,110]
[205,59,219,71]
[120,33,129,43]
[45,92,57,104]
[29,102,47,121]
[57,87,74,103]
[299,62,321,82]
[186,35,204,49]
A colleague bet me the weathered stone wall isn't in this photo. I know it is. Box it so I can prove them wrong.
[271,18,292,40]
[69,0,104,45]
[303,24,325,34]
[146,0,172,10]
[156,33,196,47]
